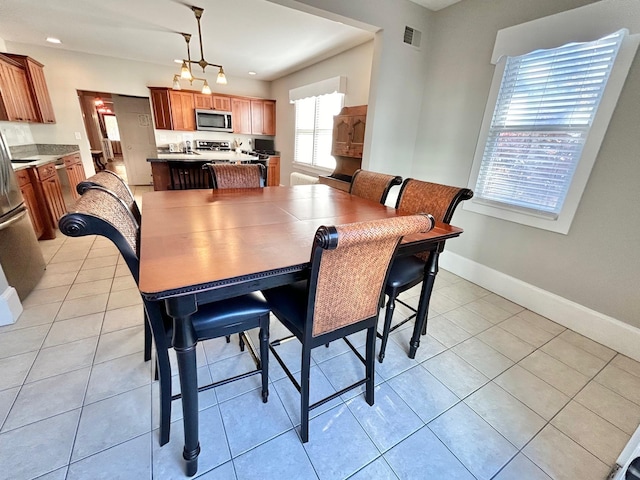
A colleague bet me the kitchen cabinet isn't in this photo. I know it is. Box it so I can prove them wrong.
[168,91,196,131]
[4,54,56,123]
[23,162,66,239]
[148,87,273,134]
[63,153,86,200]
[149,88,195,131]
[231,97,251,134]
[149,88,172,130]
[15,169,45,239]
[266,155,280,186]
[213,95,231,111]
[250,100,276,136]
[331,105,367,158]
[193,93,212,110]
[0,56,38,123]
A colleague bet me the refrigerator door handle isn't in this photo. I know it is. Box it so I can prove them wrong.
[0,208,28,232]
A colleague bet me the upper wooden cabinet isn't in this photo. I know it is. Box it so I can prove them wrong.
[149,88,172,130]
[332,105,367,158]
[250,100,276,136]
[193,93,212,110]
[149,88,196,131]
[231,97,251,134]
[149,87,274,135]
[0,54,55,124]
[213,95,231,111]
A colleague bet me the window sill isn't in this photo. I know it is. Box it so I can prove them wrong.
[291,162,333,176]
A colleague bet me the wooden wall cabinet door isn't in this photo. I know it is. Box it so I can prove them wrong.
[169,91,195,131]
[22,57,55,123]
[150,88,173,130]
[194,93,213,110]
[231,97,251,134]
[213,95,231,111]
[250,100,276,135]
[0,59,38,122]
[266,155,280,186]
[63,153,86,200]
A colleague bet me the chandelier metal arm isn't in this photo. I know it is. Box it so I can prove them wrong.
[172,5,227,92]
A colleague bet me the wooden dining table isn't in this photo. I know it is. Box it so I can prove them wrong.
[138,184,463,476]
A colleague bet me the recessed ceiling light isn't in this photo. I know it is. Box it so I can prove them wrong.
[46,37,61,44]
[248,71,257,76]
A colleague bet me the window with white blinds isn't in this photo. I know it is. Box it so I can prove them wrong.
[294,93,344,169]
[474,30,625,219]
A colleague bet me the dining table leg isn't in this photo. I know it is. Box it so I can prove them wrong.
[165,295,200,477]
[408,249,440,359]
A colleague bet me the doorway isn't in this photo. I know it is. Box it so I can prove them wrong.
[77,91,157,185]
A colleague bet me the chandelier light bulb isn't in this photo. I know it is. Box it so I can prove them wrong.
[180,62,193,80]
[201,80,212,95]
[216,67,227,85]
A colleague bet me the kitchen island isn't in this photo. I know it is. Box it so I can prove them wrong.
[148,151,280,190]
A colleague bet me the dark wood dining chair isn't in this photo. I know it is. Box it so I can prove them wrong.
[58,186,270,447]
[349,169,402,205]
[206,163,266,189]
[168,161,212,190]
[263,213,435,442]
[377,178,473,362]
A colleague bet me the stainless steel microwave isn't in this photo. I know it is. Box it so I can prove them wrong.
[195,109,233,132]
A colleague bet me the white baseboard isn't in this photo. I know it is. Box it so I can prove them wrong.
[440,251,640,362]
[0,286,22,326]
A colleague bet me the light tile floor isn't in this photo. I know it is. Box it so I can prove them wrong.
[0,186,638,479]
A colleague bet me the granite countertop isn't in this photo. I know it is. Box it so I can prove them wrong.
[10,144,81,171]
[148,151,260,163]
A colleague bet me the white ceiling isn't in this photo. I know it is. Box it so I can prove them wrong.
[0,0,461,82]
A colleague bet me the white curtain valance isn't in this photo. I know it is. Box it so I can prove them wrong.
[289,76,346,103]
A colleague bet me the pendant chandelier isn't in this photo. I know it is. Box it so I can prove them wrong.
[172,5,227,94]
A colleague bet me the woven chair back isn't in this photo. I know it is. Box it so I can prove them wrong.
[60,187,139,272]
[207,164,264,189]
[310,214,434,337]
[77,170,140,221]
[349,169,402,205]
[396,179,473,224]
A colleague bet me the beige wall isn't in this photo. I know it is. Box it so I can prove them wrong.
[271,0,434,178]
[271,41,374,184]
[413,0,640,327]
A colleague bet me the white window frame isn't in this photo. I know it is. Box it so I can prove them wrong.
[465,3,639,234]
[293,92,344,171]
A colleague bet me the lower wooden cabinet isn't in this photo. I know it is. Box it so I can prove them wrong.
[267,156,280,186]
[63,153,86,200]
[21,162,67,239]
[15,169,45,239]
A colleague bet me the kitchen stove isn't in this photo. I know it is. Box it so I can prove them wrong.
[195,140,231,151]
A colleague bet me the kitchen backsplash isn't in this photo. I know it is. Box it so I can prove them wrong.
[0,122,34,146]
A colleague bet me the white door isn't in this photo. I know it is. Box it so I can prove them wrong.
[112,95,157,185]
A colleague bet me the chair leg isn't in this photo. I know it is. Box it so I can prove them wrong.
[144,313,152,362]
[156,348,172,446]
[378,294,396,363]
[365,327,375,406]
[239,333,245,352]
[225,335,231,343]
[259,317,269,403]
[300,344,312,443]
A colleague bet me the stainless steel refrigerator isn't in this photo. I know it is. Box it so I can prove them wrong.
[0,132,45,300]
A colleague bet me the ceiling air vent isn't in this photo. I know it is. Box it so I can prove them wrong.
[404,26,422,48]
